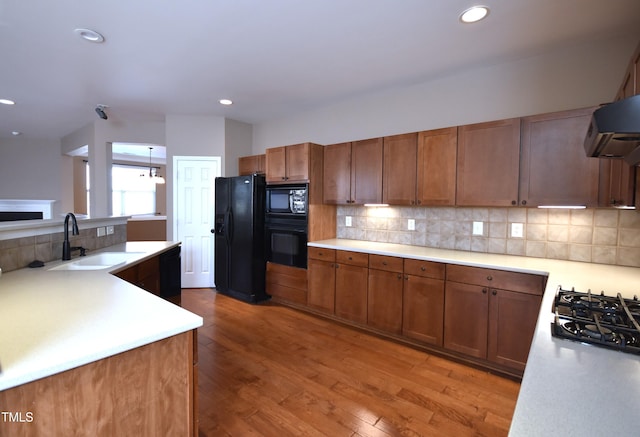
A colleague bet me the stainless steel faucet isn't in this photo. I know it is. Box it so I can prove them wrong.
[62,213,79,260]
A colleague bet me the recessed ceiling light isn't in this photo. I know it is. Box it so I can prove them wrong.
[219,99,233,106]
[11,131,22,136]
[0,99,16,105]
[74,28,105,43]
[460,5,490,23]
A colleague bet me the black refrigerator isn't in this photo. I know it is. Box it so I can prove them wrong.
[214,174,269,303]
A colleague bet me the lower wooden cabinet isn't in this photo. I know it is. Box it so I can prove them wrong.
[334,251,368,324]
[266,262,308,305]
[300,247,546,377]
[114,255,160,296]
[444,264,544,372]
[367,255,404,334]
[402,259,445,346]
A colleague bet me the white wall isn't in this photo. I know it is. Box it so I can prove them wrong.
[224,118,253,176]
[251,35,637,152]
[0,136,70,217]
[164,115,226,239]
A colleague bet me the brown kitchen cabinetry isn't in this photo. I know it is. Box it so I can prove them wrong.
[519,107,599,207]
[402,259,445,346]
[367,254,404,334]
[266,143,321,184]
[615,39,640,100]
[444,264,544,372]
[383,133,418,205]
[266,262,308,305]
[114,256,160,296]
[416,127,458,206]
[334,250,368,324]
[238,154,265,175]
[456,118,521,206]
[307,248,336,314]
[323,138,383,204]
[599,158,637,207]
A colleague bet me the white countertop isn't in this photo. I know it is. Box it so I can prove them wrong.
[0,241,203,391]
[309,239,640,437]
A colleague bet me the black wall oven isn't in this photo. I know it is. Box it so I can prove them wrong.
[265,184,308,269]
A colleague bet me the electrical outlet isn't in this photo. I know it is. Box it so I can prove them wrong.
[106,225,114,235]
[472,221,484,236]
[408,219,415,231]
[511,222,524,238]
[345,216,352,227]
[96,226,106,237]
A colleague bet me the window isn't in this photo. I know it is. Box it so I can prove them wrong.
[112,164,156,216]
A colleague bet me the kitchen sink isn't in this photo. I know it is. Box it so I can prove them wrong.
[48,252,145,271]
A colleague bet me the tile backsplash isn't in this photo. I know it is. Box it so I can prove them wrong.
[0,224,127,273]
[336,206,640,268]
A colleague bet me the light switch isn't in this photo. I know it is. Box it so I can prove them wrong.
[345,216,352,227]
[472,221,484,236]
[511,222,524,238]
[408,219,415,231]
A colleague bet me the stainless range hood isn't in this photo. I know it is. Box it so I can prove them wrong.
[584,94,640,166]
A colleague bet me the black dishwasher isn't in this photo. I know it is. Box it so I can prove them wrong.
[159,246,181,301]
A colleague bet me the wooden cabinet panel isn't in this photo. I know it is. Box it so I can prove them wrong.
[457,118,521,206]
[114,255,161,296]
[368,268,403,334]
[488,288,542,372]
[335,250,368,267]
[383,133,418,205]
[403,275,444,346]
[308,247,336,262]
[0,331,196,436]
[265,146,287,183]
[444,281,489,358]
[520,107,599,207]
[307,258,336,314]
[266,262,307,305]
[238,154,265,175]
[323,142,352,204]
[352,138,383,204]
[335,262,368,324]
[286,143,311,182]
[446,264,544,296]
[403,258,445,280]
[416,127,457,206]
[599,158,637,207]
[368,254,403,273]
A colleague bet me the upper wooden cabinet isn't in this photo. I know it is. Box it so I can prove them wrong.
[615,40,640,100]
[323,138,383,204]
[238,154,265,176]
[417,127,457,206]
[383,133,418,205]
[599,159,637,207]
[266,143,322,184]
[519,107,599,207]
[456,118,521,206]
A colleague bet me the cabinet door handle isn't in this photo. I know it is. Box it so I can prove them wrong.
[404,275,409,280]
[382,261,388,266]
[521,200,527,206]
[397,274,402,280]
[492,289,497,296]
[482,288,487,294]
[486,275,493,281]
[511,200,517,205]
[348,256,353,260]
[420,266,426,271]
[335,264,339,269]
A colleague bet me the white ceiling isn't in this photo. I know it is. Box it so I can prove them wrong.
[1,0,640,143]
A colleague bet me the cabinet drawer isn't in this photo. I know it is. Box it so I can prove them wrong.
[369,254,403,273]
[336,250,368,267]
[403,259,445,280]
[447,264,545,296]
[308,247,336,262]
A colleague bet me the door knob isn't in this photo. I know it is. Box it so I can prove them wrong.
[210,229,215,234]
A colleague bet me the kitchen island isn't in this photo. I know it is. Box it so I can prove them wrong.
[0,242,203,436]
[309,239,640,437]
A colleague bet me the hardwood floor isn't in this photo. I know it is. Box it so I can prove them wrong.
[181,289,520,437]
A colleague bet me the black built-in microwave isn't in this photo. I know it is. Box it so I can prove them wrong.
[265,184,308,217]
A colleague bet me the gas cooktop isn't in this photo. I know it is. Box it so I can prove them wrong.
[552,286,640,355]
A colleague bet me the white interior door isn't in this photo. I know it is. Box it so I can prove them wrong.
[173,156,221,288]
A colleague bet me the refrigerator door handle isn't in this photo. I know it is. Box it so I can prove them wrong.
[225,208,233,244]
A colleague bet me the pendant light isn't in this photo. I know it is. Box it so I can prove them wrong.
[142,147,165,184]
